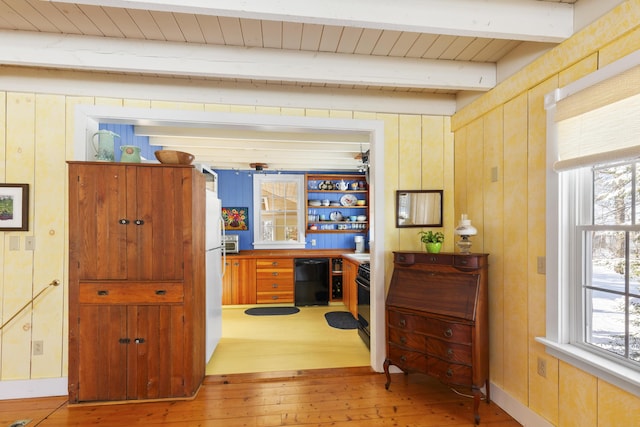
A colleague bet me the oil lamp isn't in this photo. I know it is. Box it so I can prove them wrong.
[454,214,477,254]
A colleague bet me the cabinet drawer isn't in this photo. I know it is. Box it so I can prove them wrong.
[256,280,293,292]
[426,338,472,364]
[256,290,294,303]
[388,327,426,351]
[256,258,294,269]
[387,343,427,373]
[79,282,184,304]
[427,357,472,387]
[453,255,481,270]
[256,270,294,281]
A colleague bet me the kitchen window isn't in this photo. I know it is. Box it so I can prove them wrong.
[252,173,305,249]
[540,51,640,397]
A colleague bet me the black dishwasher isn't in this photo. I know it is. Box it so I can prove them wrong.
[294,258,329,306]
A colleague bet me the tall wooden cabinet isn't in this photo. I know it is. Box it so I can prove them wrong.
[383,251,489,425]
[68,162,206,403]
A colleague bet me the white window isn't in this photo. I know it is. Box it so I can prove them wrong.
[252,173,306,250]
[540,51,640,397]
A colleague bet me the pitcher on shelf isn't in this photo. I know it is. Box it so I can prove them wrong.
[92,130,120,161]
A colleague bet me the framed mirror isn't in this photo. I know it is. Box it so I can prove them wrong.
[396,190,443,227]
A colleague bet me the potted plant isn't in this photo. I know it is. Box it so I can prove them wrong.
[418,230,444,253]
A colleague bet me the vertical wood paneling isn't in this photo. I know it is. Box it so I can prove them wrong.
[465,118,484,250]
[482,106,504,391]
[31,94,66,378]
[398,114,422,253]
[559,361,597,427]
[2,92,36,380]
[526,76,558,425]
[502,92,529,402]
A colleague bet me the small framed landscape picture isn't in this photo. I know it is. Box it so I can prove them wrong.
[0,184,29,231]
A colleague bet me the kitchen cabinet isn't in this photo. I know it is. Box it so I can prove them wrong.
[222,258,256,305]
[256,258,294,303]
[342,257,359,318]
[306,173,368,234]
[68,162,205,404]
[383,252,489,425]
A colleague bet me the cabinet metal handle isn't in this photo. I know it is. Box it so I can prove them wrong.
[134,219,144,225]
[399,319,406,327]
[134,338,145,344]
[400,355,407,362]
[155,290,167,295]
[400,336,407,344]
[447,348,454,357]
[444,328,453,338]
[97,290,109,296]
[271,261,278,266]
[446,369,453,377]
[429,256,437,262]
[119,338,130,344]
[272,272,279,276]
[272,295,279,300]
[272,283,278,288]
[119,219,130,225]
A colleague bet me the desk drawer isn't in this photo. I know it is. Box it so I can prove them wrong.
[388,327,426,351]
[427,338,472,364]
[427,357,472,387]
[387,343,427,373]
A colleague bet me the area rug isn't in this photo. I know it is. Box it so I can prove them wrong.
[244,307,300,316]
[324,311,358,329]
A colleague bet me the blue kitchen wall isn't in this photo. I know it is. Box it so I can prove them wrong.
[99,123,153,161]
[215,169,369,251]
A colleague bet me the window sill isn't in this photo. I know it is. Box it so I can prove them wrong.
[536,337,640,397]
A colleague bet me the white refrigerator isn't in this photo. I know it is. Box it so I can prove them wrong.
[205,189,224,362]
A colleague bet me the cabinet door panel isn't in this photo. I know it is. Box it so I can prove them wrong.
[130,167,185,280]
[72,164,127,280]
[78,305,128,402]
[126,305,186,400]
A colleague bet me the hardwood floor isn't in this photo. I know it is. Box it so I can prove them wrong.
[0,367,521,426]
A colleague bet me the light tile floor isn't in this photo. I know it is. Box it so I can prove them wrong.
[206,305,371,375]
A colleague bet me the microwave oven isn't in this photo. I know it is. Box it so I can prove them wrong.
[223,234,239,254]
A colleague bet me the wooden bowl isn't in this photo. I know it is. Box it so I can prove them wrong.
[154,150,195,165]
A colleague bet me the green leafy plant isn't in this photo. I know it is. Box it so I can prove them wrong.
[418,230,444,244]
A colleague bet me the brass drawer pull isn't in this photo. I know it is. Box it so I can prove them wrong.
[447,348,454,357]
[272,295,279,300]
[97,290,109,296]
[444,328,453,338]
[400,355,407,362]
[272,283,278,288]
[272,272,279,276]
[155,290,167,295]
[446,369,453,377]
[271,261,278,266]
[399,319,406,327]
[400,336,407,344]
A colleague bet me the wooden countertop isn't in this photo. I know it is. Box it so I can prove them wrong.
[226,249,369,262]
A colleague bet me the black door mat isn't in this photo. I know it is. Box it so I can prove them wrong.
[244,307,300,316]
[324,311,358,329]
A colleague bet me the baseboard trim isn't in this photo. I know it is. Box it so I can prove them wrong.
[0,377,67,400]
[491,382,555,427]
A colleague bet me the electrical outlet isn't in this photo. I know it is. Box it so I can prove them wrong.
[311,239,316,247]
[537,256,546,275]
[25,236,35,251]
[33,340,43,356]
[491,166,499,182]
[537,357,546,378]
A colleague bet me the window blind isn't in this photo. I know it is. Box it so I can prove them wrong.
[553,64,640,172]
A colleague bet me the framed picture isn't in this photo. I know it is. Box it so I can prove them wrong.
[222,207,248,231]
[0,184,29,231]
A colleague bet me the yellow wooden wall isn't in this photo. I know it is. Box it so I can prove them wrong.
[0,91,451,383]
[451,1,640,425]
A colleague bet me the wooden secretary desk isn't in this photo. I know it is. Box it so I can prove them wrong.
[383,251,489,425]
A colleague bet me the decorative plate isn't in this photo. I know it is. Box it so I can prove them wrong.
[330,211,343,221]
[340,194,357,206]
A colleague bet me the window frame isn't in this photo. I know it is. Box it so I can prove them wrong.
[539,51,640,397]
[252,173,306,250]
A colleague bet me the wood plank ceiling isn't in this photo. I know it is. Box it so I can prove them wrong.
[0,0,586,170]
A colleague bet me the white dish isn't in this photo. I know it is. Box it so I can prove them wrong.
[356,215,367,221]
[330,211,343,221]
[340,194,357,206]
